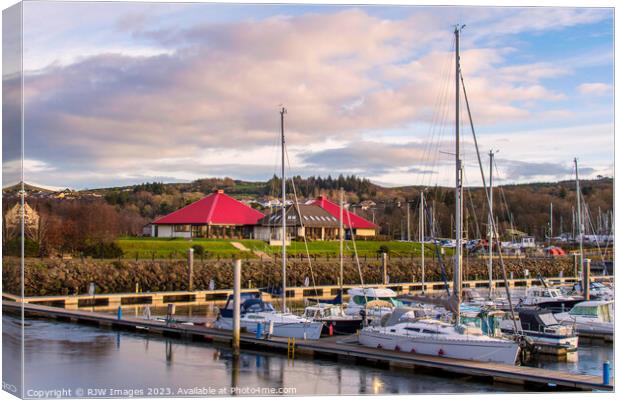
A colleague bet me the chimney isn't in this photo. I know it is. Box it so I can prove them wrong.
[214,189,224,194]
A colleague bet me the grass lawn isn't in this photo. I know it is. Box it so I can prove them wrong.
[117,238,265,259]
[116,237,449,259]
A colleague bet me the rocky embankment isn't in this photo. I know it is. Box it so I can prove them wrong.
[1,256,578,297]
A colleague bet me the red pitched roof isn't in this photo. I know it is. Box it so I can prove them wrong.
[308,196,377,229]
[153,190,264,225]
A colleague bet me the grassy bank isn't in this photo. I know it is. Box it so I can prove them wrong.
[115,237,449,260]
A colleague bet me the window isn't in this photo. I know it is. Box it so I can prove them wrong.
[570,306,599,317]
[174,225,190,232]
[352,296,366,305]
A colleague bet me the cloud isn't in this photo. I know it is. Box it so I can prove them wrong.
[465,7,610,39]
[499,160,593,181]
[301,141,436,175]
[577,82,612,96]
[14,5,613,188]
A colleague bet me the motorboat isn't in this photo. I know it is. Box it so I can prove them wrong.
[554,300,614,341]
[568,282,614,301]
[500,308,578,355]
[461,289,511,310]
[518,286,582,312]
[358,308,520,365]
[345,287,404,322]
[302,303,363,335]
[215,294,324,340]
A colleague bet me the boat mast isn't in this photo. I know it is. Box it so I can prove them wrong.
[454,26,463,323]
[550,202,553,242]
[281,106,287,312]
[339,187,344,306]
[407,200,411,242]
[574,158,584,290]
[420,190,425,293]
[488,150,494,299]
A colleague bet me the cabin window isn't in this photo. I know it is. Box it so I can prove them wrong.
[404,327,420,332]
[570,306,599,316]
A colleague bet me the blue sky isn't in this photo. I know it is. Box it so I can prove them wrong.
[2,1,614,189]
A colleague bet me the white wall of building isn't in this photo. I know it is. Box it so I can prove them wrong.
[154,225,191,239]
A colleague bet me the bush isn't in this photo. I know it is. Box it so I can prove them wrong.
[192,244,205,256]
[82,241,124,259]
[3,237,40,257]
[377,244,390,255]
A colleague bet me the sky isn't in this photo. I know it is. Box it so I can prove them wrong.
[2,1,614,190]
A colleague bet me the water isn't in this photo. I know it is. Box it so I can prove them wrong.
[3,311,613,397]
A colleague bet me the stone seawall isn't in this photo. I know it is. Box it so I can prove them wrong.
[2,256,577,297]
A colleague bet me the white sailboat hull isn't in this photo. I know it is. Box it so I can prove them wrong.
[358,329,520,365]
[216,316,324,340]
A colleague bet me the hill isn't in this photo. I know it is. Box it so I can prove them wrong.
[5,175,612,258]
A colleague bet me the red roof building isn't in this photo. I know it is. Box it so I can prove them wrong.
[151,190,264,239]
[307,195,377,237]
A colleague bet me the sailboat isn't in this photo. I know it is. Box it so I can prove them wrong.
[303,188,364,334]
[358,26,520,365]
[215,107,323,340]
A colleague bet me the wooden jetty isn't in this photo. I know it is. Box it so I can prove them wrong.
[3,275,600,311]
[2,300,613,392]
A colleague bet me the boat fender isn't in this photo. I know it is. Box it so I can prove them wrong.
[329,323,334,336]
[377,344,383,349]
[438,349,444,356]
[394,345,401,352]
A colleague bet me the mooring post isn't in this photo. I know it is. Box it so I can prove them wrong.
[232,258,241,358]
[572,253,578,277]
[583,258,590,300]
[188,248,194,292]
[382,252,388,285]
[166,303,176,325]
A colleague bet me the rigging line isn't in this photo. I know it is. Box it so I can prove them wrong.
[418,40,452,172]
[459,70,520,334]
[462,169,481,240]
[582,199,608,262]
[422,52,453,192]
[423,201,451,296]
[284,143,319,297]
[425,49,454,189]
[344,201,368,306]
[264,128,284,260]
[418,38,454,190]
[493,159,516,239]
